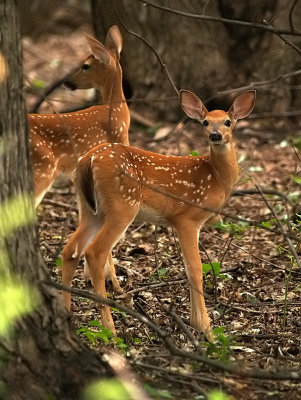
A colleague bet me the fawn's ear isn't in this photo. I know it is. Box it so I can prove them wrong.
[180,90,208,122]
[86,34,110,65]
[229,90,256,120]
[105,25,123,59]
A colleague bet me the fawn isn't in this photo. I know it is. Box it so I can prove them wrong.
[28,26,130,206]
[62,89,256,340]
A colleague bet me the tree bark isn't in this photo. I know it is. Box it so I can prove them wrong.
[0,2,110,399]
[91,0,301,120]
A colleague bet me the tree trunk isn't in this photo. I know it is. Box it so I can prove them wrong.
[91,0,301,120]
[0,2,110,399]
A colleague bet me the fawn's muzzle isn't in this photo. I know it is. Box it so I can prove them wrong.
[63,80,77,91]
[209,131,222,142]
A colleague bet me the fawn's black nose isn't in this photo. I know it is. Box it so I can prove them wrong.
[209,131,222,142]
[63,80,77,91]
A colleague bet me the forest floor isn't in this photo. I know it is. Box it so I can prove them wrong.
[24,24,301,400]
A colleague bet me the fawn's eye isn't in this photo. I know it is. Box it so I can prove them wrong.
[82,64,90,70]
[203,119,209,127]
[224,119,231,127]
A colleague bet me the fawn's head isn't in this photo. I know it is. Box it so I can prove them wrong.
[64,25,123,91]
[180,90,256,147]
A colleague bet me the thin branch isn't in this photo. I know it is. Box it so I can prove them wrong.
[255,184,301,271]
[138,0,301,37]
[198,241,217,303]
[263,19,301,56]
[232,188,293,205]
[41,198,78,212]
[206,69,301,99]
[117,278,186,299]
[112,0,179,97]
[289,0,299,33]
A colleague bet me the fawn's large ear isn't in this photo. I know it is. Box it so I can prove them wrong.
[180,90,208,122]
[105,25,123,59]
[86,34,110,65]
[228,90,256,120]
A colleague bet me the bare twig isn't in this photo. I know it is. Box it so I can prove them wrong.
[255,184,301,271]
[166,306,200,348]
[112,0,179,97]
[117,278,186,299]
[41,198,78,212]
[207,69,301,99]
[263,19,301,57]
[232,188,293,205]
[289,0,300,33]
[198,241,217,303]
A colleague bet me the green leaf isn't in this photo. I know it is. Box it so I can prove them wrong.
[290,175,301,185]
[55,258,62,267]
[261,221,271,228]
[203,262,220,276]
[190,150,199,156]
[288,191,301,202]
[157,267,168,279]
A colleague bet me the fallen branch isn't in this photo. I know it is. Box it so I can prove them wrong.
[43,279,301,381]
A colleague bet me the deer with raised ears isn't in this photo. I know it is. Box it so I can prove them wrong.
[29,25,130,206]
[61,89,256,340]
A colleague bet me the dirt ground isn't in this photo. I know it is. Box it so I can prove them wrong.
[24,25,301,400]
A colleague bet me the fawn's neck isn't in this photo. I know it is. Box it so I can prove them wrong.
[208,141,238,193]
[102,62,125,106]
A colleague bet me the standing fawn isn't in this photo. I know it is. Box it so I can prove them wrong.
[62,89,256,340]
[29,26,130,206]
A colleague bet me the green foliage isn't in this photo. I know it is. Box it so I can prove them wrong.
[288,191,301,203]
[77,320,127,351]
[144,384,174,399]
[293,136,301,150]
[203,262,229,280]
[203,327,236,362]
[203,262,220,277]
[207,389,232,400]
[152,266,169,282]
[214,220,250,238]
[133,337,142,345]
[190,150,199,156]
[84,378,129,400]
[290,174,301,185]
[55,258,62,267]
